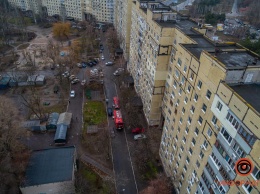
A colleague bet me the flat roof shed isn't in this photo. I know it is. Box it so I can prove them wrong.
[57,112,72,128]
[54,124,68,145]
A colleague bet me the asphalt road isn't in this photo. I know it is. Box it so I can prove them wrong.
[101,33,138,194]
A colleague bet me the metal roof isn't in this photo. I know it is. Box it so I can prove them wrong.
[47,112,60,125]
[54,124,68,141]
[21,146,75,187]
[57,112,72,126]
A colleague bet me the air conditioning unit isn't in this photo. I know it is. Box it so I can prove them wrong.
[226,165,231,172]
[212,184,216,189]
[232,153,237,159]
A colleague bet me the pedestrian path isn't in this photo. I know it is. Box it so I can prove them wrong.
[81,154,113,178]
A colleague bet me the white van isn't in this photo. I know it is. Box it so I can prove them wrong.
[105,62,113,66]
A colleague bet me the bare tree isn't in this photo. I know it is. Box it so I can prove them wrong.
[0,96,30,193]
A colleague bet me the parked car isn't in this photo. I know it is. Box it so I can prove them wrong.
[105,62,113,66]
[90,69,98,74]
[70,90,75,97]
[81,79,86,86]
[132,128,145,134]
[82,63,87,68]
[91,60,97,65]
[87,62,94,67]
[101,56,105,60]
[107,107,113,116]
[77,63,82,68]
[71,79,80,84]
[113,68,124,76]
[62,71,69,77]
[69,75,75,80]
[134,134,147,140]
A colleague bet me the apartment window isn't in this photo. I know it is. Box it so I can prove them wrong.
[212,115,218,125]
[176,188,180,194]
[243,184,253,194]
[216,101,223,111]
[176,99,180,106]
[184,97,188,104]
[179,181,182,187]
[206,90,212,100]
[187,186,191,194]
[187,117,192,125]
[173,80,177,89]
[183,65,187,73]
[194,127,199,136]
[182,137,186,144]
[178,154,181,160]
[203,140,209,149]
[207,128,213,137]
[175,69,180,78]
[196,160,200,168]
[182,107,185,115]
[190,105,195,114]
[252,166,260,180]
[169,66,172,72]
[201,103,207,113]
[177,127,181,133]
[173,143,177,150]
[179,117,183,125]
[189,148,193,155]
[211,152,221,169]
[191,138,196,146]
[238,126,256,147]
[177,58,182,66]
[232,142,246,158]
[185,127,189,134]
[220,128,232,144]
[175,135,178,141]
[198,116,203,125]
[168,109,172,115]
[194,93,198,102]
[197,80,202,89]
[176,161,179,168]
[186,156,190,164]
[180,145,184,152]
[189,72,194,81]
[181,173,184,180]
[171,91,175,99]
[184,165,187,173]
[178,88,182,96]
[186,85,191,93]
[199,151,204,159]
[180,76,185,85]
[193,170,197,178]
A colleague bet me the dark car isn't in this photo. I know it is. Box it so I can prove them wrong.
[87,62,94,67]
[82,63,87,68]
[91,61,97,65]
[107,107,113,116]
[93,59,98,63]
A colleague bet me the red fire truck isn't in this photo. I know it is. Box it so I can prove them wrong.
[113,96,120,109]
[113,110,124,130]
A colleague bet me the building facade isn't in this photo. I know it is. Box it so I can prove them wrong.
[113,0,132,60]
[7,0,114,23]
[128,0,260,194]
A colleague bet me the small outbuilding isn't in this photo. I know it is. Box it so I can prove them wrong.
[22,120,41,131]
[54,124,68,145]
[35,75,46,86]
[20,146,76,194]
[57,112,72,128]
[0,77,10,90]
[46,112,60,131]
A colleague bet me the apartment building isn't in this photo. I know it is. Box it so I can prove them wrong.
[113,0,132,60]
[7,0,114,23]
[91,0,114,23]
[128,0,260,194]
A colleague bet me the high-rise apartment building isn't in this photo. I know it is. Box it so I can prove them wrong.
[7,0,114,23]
[128,0,260,194]
[113,0,132,60]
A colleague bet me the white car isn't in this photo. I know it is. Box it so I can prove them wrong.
[70,90,75,98]
[101,56,105,60]
[134,134,147,140]
[90,69,98,74]
[81,80,86,86]
[113,68,124,76]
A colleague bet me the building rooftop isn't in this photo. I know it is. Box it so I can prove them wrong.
[155,18,197,34]
[229,84,260,113]
[22,146,75,187]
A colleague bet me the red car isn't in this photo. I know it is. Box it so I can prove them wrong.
[132,128,145,134]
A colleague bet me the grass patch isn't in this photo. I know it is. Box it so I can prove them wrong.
[43,103,67,113]
[143,161,158,180]
[83,101,106,128]
[76,162,115,194]
[17,43,30,50]
[8,17,33,26]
